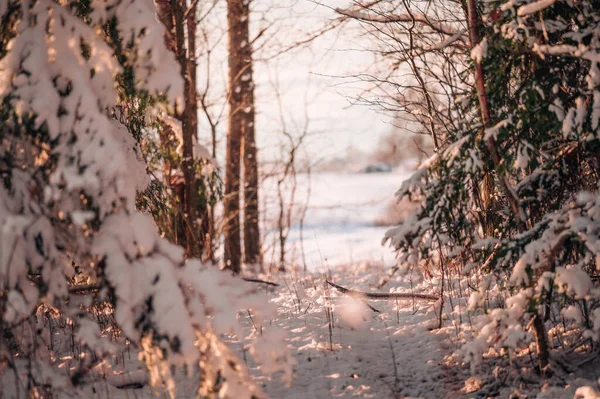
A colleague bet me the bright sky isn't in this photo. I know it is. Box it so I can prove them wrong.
[196,0,396,167]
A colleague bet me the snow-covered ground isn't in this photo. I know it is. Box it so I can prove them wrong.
[261,170,412,271]
[9,167,600,399]
[248,264,460,398]
[67,263,462,399]
[22,261,600,399]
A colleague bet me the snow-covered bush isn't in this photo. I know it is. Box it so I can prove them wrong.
[384,0,600,373]
[0,1,289,397]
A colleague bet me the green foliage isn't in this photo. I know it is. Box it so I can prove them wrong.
[386,0,600,367]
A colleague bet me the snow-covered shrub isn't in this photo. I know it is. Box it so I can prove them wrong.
[0,1,289,397]
[384,0,600,374]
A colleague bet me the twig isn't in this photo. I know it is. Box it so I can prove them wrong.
[360,299,381,313]
[247,309,262,336]
[68,284,100,295]
[384,322,401,390]
[242,277,279,287]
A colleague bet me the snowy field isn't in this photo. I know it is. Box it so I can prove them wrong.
[260,170,412,271]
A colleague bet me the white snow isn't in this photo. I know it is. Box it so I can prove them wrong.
[260,170,412,271]
[517,0,556,16]
[244,265,456,398]
[470,38,488,63]
[19,264,460,398]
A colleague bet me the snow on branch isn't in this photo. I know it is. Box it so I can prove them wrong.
[0,0,290,396]
[335,7,462,37]
[533,43,600,63]
[517,0,556,16]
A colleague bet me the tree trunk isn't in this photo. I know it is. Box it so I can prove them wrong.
[237,2,261,266]
[184,0,203,257]
[224,0,245,273]
[465,0,548,369]
[186,0,211,258]
[207,122,218,263]
[465,0,524,230]
[532,314,550,372]
[170,0,202,258]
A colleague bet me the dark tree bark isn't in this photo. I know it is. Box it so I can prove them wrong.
[237,2,261,266]
[172,0,199,257]
[224,0,245,273]
[158,0,207,258]
[186,0,211,258]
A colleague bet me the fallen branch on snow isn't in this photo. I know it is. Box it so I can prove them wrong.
[326,280,439,301]
[64,278,279,296]
[242,277,280,287]
[106,370,148,389]
[358,300,381,313]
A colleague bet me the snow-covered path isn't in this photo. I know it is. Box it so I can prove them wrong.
[89,265,464,399]
[248,265,464,398]
[250,170,467,397]
[80,168,465,399]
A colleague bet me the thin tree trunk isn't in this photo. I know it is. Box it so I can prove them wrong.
[532,314,550,371]
[224,0,245,273]
[199,66,220,263]
[277,177,286,271]
[171,0,200,257]
[465,0,548,370]
[185,0,204,257]
[207,122,217,263]
[231,0,262,266]
[466,0,524,229]
[242,91,261,266]
[186,0,211,258]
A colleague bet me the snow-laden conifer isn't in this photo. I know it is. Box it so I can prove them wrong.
[0,1,290,396]
[385,0,600,372]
